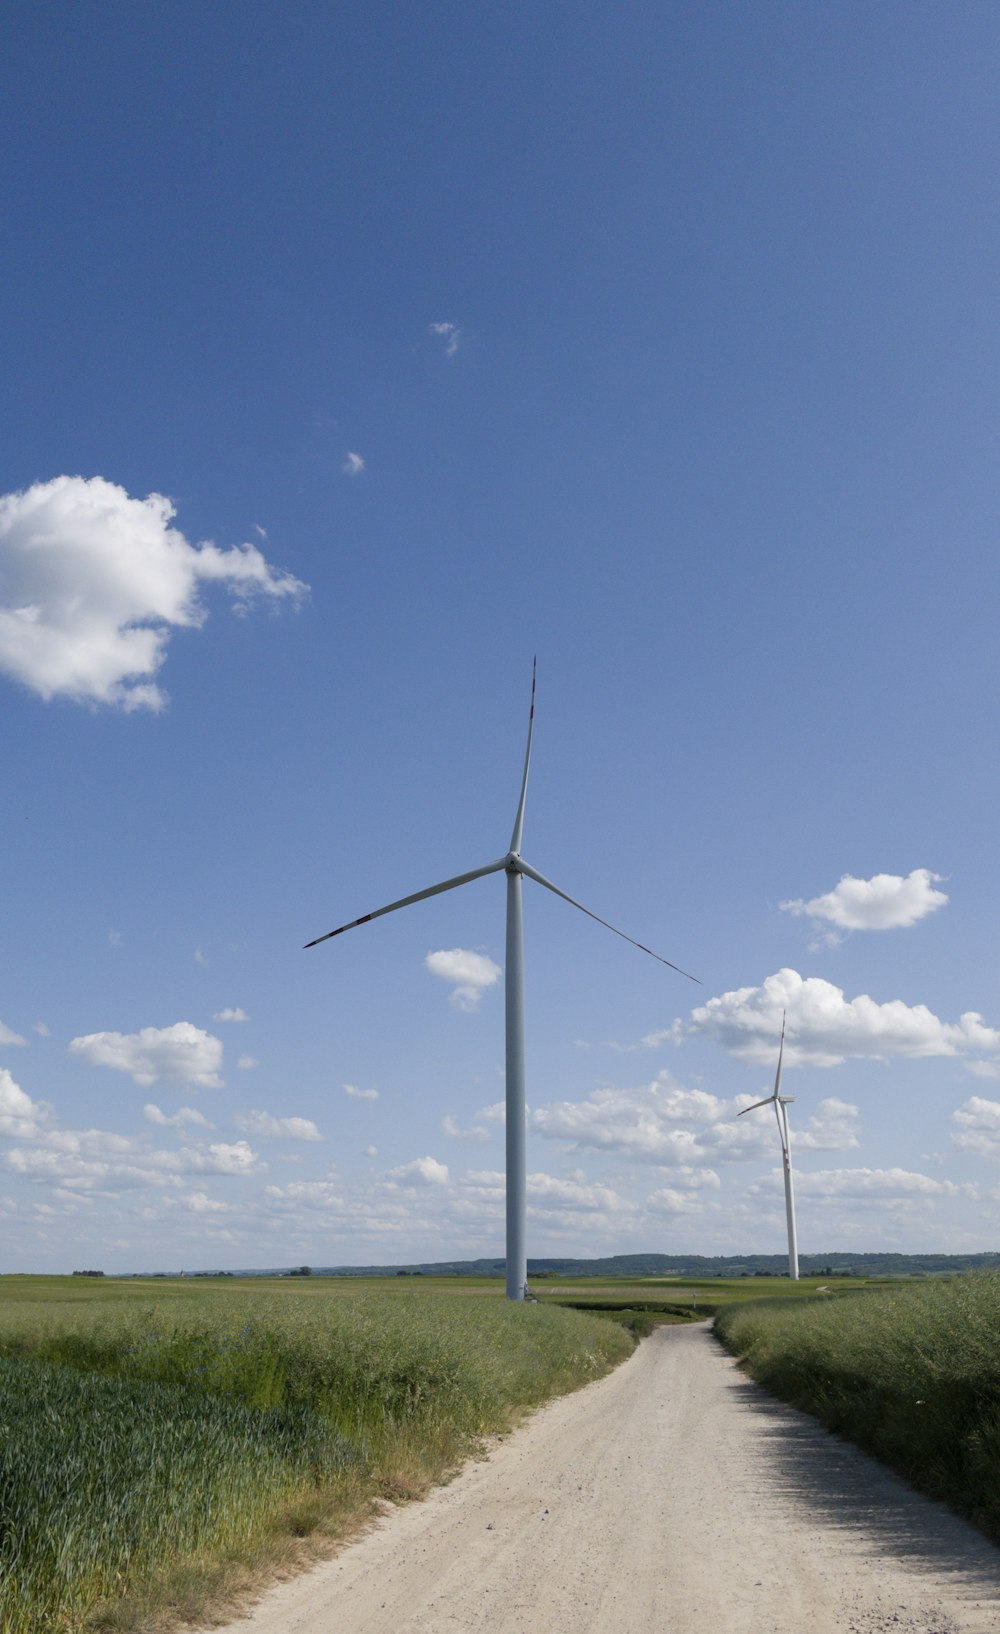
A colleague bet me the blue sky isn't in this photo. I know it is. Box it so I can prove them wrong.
[2,2,999,1272]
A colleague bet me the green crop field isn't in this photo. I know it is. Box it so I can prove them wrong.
[0,1275,632,1632]
[716,1270,1000,1542]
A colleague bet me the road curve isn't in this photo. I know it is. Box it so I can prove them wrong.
[203,1322,1000,1634]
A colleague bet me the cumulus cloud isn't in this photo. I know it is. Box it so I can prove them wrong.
[531,1070,860,1168]
[461,1168,635,1215]
[235,1110,322,1142]
[951,1097,1000,1160]
[386,1155,449,1187]
[184,1140,261,1176]
[765,1167,966,1201]
[0,1069,45,1137]
[0,476,307,710]
[429,321,460,357]
[442,1113,491,1142]
[143,1104,213,1130]
[647,1187,706,1215]
[3,1123,262,1192]
[425,948,501,1012]
[688,968,1000,1068]
[342,452,365,476]
[343,1083,379,1101]
[69,1022,224,1088]
[795,1097,861,1151]
[178,1191,233,1215]
[781,869,948,933]
[213,1008,249,1023]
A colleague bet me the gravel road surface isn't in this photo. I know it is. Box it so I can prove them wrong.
[204,1321,1000,1634]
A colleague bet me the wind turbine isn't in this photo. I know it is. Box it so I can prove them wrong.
[738,1010,799,1281]
[305,663,698,1300]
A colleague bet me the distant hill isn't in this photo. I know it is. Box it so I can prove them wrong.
[141,1250,1000,1280]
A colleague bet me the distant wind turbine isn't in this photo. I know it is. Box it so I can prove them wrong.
[305,663,698,1300]
[738,1010,799,1280]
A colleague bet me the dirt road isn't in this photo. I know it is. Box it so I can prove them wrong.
[205,1322,1000,1633]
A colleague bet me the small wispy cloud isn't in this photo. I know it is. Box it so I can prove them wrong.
[442,1113,491,1142]
[108,929,124,948]
[343,1084,379,1101]
[342,452,365,476]
[213,1008,249,1023]
[144,1103,213,1131]
[0,1023,27,1048]
[237,1055,258,1070]
[236,1110,322,1142]
[429,321,460,357]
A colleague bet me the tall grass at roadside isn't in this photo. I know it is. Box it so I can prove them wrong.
[0,1288,631,1630]
[715,1272,1000,1539]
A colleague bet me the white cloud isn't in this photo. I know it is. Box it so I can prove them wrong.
[526,1173,632,1213]
[179,1191,233,1215]
[3,1123,262,1191]
[687,968,1000,1068]
[108,929,124,948]
[342,452,365,476]
[768,1167,965,1201]
[0,476,306,710]
[647,1187,706,1215]
[184,1140,261,1177]
[425,948,501,1012]
[213,1008,249,1023]
[530,1069,860,1168]
[69,1022,224,1088]
[429,321,460,357]
[442,1113,491,1142]
[143,1104,213,1130]
[363,1144,378,1157]
[343,1083,379,1101]
[386,1155,449,1187]
[781,869,947,933]
[235,1110,322,1142]
[951,1097,1000,1160]
[795,1097,861,1151]
[0,1022,27,1047]
[33,1023,50,1037]
[237,1055,258,1070]
[0,1069,45,1137]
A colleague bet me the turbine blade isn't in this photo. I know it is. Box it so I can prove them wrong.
[304,858,508,948]
[773,1010,787,1098]
[737,1095,775,1117]
[508,657,536,855]
[515,858,700,983]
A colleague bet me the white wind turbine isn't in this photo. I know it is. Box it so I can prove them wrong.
[305,663,698,1300]
[738,1010,799,1280]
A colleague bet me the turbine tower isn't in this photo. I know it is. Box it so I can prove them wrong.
[738,1010,799,1280]
[305,663,698,1300]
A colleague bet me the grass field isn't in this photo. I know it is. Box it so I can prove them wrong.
[715,1271,1000,1542]
[0,1275,633,1632]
